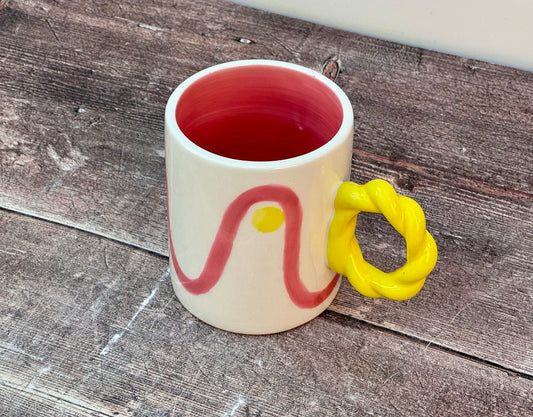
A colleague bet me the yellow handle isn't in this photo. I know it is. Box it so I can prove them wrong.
[327,180,438,300]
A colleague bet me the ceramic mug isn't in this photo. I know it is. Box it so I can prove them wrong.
[165,60,437,334]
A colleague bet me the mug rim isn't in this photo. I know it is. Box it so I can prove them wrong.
[165,59,354,170]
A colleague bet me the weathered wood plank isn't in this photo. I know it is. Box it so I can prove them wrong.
[1,210,531,416]
[1,0,530,252]
[0,384,111,417]
[4,0,531,193]
[0,0,532,378]
[331,152,533,375]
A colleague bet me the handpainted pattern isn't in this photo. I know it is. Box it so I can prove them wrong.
[168,184,339,309]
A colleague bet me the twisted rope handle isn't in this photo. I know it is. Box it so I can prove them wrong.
[327,179,438,300]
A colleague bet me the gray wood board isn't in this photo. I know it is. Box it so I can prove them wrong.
[1,210,531,416]
[0,0,532,380]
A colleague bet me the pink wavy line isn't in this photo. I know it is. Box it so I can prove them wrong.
[168,184,339,309]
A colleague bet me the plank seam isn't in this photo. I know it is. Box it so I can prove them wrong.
[0,380,116,417]
[324,309,533,381]
[0,205,168,260]
[353,148,533,201]
[1,206,531,380]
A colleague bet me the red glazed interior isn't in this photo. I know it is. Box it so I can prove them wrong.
[175,65,343,161]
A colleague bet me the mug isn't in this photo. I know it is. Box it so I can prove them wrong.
[165,60,437,334]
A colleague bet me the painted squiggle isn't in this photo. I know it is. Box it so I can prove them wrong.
[168,184,339,309]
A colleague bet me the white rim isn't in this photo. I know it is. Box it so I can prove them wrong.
[165,60,353,169]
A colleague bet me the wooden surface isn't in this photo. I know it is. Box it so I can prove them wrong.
[1,0,532,415]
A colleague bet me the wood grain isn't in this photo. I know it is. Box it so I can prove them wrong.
[1,0,530,252]
[331,151,533,375]
[1,0,532,413]
[1,210,531,417]
[2,0,531,376]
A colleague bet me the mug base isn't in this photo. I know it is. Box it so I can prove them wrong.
[169,266,341,335]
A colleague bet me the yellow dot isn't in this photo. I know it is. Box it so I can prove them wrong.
[251,206,285,233]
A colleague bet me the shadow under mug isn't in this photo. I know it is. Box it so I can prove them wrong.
[165,60,437,334]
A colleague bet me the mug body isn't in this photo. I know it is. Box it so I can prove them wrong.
[165,60,353,334]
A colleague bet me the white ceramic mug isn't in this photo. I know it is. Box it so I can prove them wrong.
[165,60,437,334]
